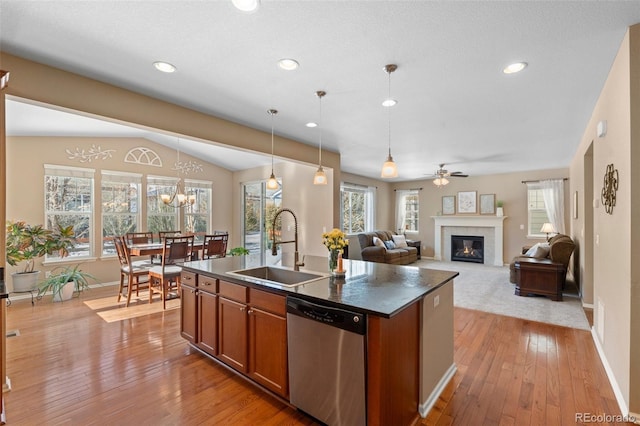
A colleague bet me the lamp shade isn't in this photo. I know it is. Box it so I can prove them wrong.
[540,222,556,234]
[381,155,398,178]
[313,166,327,185]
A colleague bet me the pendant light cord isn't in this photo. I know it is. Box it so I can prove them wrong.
[387,68,392,157]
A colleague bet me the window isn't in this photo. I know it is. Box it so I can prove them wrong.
[101,171,142,255]
[397,190,419,232]
[147,176,180,233]
[44,164,94,259]
[184,179,212,240]
[527,185,550,237]
[341,183,375,234]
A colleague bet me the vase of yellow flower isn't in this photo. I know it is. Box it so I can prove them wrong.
[322,228,348,274]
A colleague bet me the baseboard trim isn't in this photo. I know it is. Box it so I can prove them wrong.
[583,302,594,309]
[591,326,631,418]
[418,363,457,418]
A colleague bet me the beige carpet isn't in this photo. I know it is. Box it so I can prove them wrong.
[83,290,180,323]
[416,259,590,330]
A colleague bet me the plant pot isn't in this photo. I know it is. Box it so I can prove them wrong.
[11,271,40,292]
[53,280,76,302]
[496,207,504,217]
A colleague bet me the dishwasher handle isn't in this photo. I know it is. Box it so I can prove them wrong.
[287,296,366,335]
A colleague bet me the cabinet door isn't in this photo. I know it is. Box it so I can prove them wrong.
[180,284,197,343]
[218,296,248,372]
[197,290,218,356]
[248,307,288,397]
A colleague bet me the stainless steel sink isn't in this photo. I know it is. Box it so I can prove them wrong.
[226,266,328,287]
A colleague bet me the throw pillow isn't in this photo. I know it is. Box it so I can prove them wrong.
[372,236,385,248]
[392,234,408,248]
[525,242,550,259]
[383,240,396,250]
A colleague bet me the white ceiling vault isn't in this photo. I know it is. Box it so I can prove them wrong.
[2,1,640,181]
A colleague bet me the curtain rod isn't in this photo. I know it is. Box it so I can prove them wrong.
[521,178,568,184]
[343,181,376,189]
[394,187,423,191]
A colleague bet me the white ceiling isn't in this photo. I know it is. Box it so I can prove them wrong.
[2,1,640,181]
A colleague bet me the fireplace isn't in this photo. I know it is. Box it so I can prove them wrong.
[451,235,484,264]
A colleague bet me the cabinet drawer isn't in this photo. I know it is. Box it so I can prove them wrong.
[219,280,248,302]
[199,276,218,293]
[249,288,285,317]
[181,271,197,286]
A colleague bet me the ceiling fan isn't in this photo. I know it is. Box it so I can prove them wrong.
[430,163,468,186]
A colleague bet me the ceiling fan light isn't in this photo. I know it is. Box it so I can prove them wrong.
[266,172,279,190]
[381,155,398,178]
[313,166,327,185]
[433,177,449,187]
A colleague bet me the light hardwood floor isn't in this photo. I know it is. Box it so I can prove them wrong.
[4,285,628,425]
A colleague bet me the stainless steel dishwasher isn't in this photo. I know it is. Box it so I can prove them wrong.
[286,296,366,426]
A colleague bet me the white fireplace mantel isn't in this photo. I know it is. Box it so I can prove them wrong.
[432,216,507,266]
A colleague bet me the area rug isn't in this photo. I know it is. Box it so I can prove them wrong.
[415,259,590,330]
[83,291,180,323]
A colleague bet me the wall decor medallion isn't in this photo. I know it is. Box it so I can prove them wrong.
[66,144,116,162]
[124,147,163,167]
[600,163,618,215]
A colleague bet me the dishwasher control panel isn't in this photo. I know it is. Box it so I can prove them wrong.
[286,296,366,335]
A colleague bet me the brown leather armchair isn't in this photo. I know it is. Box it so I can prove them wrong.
[510,234,575,282]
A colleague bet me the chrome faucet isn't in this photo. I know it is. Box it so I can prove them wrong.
[271,208,304,271]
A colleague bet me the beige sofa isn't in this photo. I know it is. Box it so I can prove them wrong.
[357,230,418,265]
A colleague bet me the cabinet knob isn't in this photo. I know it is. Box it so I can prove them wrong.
[240,306,245,312]
[247,309,253,315]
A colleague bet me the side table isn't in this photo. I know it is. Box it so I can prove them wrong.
[406,240,421,259]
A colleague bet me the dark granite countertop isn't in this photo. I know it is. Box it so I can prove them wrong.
[182,255,458,318]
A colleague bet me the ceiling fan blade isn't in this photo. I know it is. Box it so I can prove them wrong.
[450,172,468,177]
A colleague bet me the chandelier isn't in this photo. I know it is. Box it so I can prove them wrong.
[160,139,196,208]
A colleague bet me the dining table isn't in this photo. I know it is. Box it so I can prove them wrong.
[128,242,205,258]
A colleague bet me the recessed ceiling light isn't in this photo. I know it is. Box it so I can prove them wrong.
[306,122,318,128]
[382,99,397,107]
[503,62,527,74]
[153,61,176,73]
[232,0,259,12]
[278,58,299,71]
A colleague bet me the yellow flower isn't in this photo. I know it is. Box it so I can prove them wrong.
[321,228,348,253]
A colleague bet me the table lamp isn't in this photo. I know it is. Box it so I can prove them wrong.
[540,222,556,241]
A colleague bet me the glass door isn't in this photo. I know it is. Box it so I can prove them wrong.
[242,180,281,266]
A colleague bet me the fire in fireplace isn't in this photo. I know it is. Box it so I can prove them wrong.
[451,235,484,264]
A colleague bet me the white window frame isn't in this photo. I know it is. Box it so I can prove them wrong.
[396,189,419,233]
[44,164,95,261]
[101,170,142,255]
[527,183,551,238]
[146,175,181,233]
[184,179,212,240]
[340,183,376,234]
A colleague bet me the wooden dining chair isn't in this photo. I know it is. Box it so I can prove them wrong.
[125,231,159,264]
[149,235,194,309]
[202,233,228,259]
[157,230,182,242]
[114,236,152,307]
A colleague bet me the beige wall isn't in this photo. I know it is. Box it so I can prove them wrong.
[5,136,233,287]
[569,25,639,415]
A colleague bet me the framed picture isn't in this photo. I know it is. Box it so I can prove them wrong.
[457,191,477,214]
[480,194,496,215]
[442,195,455,215]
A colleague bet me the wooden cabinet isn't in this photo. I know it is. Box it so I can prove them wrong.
[218,295,248,372]
[180,282,198,343]
[248,305,288,396]
[181,275,289,398]
[197,276,218,356]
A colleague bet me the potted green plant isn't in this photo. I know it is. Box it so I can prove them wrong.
[496,200,504,217]
[6,220,76,292]
[38,264,96,302]
[228,247,250,257]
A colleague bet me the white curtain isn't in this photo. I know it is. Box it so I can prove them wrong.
[540,179,565,235]
[396,190,408,234]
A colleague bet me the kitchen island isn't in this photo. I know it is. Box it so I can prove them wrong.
[180,255,458,425]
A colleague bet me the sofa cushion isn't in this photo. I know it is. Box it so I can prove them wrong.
[392,234,408,248]
[373,236,385,248]
[525,242,550,258]
[383,240,396,250]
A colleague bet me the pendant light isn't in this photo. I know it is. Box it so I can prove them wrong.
[313,90,328,185]
[160,138,196,208]
[266,109,279,190]
[381,64,398,178]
